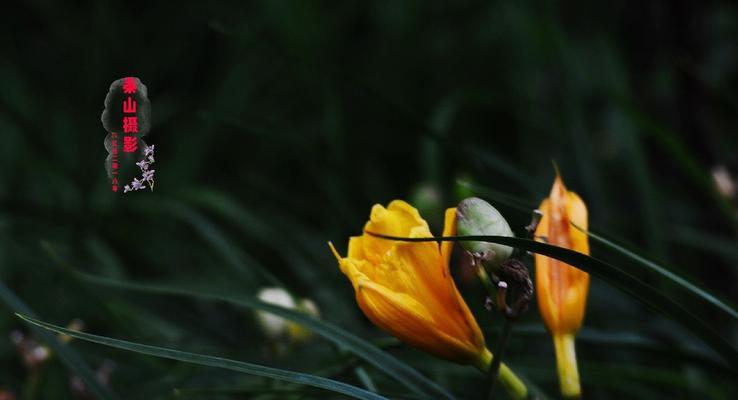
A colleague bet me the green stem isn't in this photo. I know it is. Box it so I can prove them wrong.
[475,350,528,400]
[554,333,581,399]
[469,252,528,399]
[475,263,496,295]
[487,318,513,399]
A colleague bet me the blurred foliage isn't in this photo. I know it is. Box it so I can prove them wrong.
[1,0,738,399]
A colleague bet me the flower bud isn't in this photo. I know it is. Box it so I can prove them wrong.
[456,197,514,269]
[534,174,589,399]
[255,287,296,340]
[287,299,320,343]
[256,287,319,344]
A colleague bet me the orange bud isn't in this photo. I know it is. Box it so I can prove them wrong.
[534,175,589,399]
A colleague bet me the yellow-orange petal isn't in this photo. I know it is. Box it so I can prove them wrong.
[566,191,589,255]
[534,177,590,335]
[331,202,487,365]
[360,201,431,262]
[441,207,486,351]
[330,201,529,399]
[355,278,482,364]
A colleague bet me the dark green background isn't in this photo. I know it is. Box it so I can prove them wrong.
[1,1,737,399]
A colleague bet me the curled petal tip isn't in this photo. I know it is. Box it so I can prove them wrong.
[327,241,341,261]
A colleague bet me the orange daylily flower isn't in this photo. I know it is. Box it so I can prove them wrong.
[329,200,527,399]
[534,175,590,399]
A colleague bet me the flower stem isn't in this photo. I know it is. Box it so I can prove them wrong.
[553,333,581,399]
[475,349,528,400]
[498,362,528,400]
[487,318,513,400]
[475,262,496,295]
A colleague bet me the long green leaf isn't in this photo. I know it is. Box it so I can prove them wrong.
[72,272,456,400]
[619,101,737,225]
[670,226,738,264]
[501,325,730,374]
[464,183,738,323]
[167,201,284,288]
[365,232,738,369]
[577,225,738,321]
[0,281,115,400]
[16,314,387,400]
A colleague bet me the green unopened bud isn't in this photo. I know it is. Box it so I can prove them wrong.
[456,197,514,269]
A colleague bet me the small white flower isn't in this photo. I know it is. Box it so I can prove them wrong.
[123,185,132,193]
[142,169,154,182]
[144,145,155,157]
[713,166,735,199]
[254,288,320,343]
[32,346,50,360]
[255,287,296,339]
[136,160,149,171]
[297,299,320,317]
